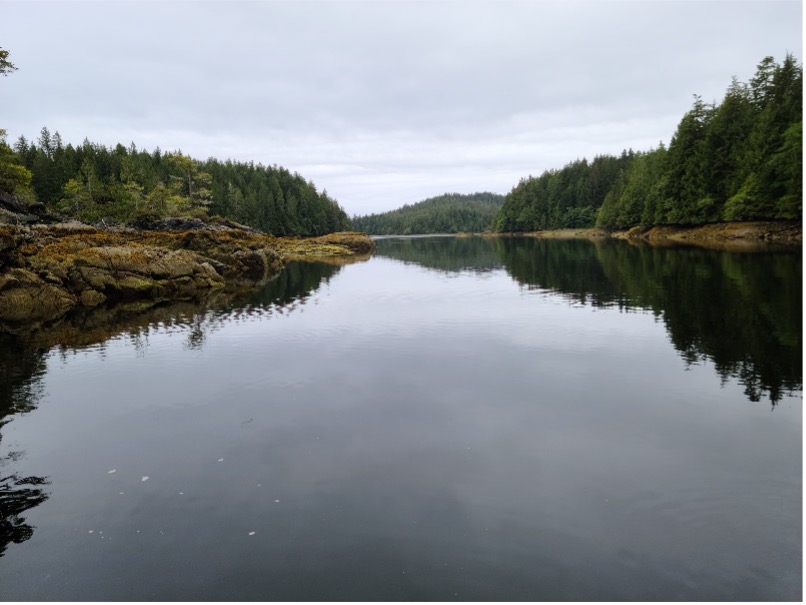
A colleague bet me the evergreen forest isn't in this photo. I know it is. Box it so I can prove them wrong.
[0,52,801,237]
[351,192,505,234]
[0,129,351,236]
[495,54,802,232]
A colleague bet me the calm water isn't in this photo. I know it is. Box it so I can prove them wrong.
[0,236,801,601]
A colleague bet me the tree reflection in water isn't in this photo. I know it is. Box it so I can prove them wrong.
[496,237,802,406]
[0,238,800,557]
[0,260,344,556]
[375,236,802,405]
[0,337,50,557]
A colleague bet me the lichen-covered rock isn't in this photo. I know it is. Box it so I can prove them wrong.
[220,248,283,281]
[79,290,107,307]
[0,220,374,326]
[278,231,377,260]
[612,221,802,250]
[131,216,210,231]
[0,268,75,321]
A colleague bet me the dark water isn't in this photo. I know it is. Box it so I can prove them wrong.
[0,236,801,601]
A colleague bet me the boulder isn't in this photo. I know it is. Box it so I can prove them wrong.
[0,268,74,321]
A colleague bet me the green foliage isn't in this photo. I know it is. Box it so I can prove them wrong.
[597,147,668,229]
[496,154,630,231]
[352,192,505,235]
[0,47,17,76]
[707,57,801,223]
[56,178,93,216]
[499,54,802,232]
[661,96,717,224]
[167,152,212,211]
[9,134,350,235]
[0,131,34,198]
[770,121,803,219]
[722,173,763,221]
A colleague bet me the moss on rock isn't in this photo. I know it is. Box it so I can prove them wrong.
[0,222,375,326]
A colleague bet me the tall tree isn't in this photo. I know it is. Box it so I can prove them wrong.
[167,152,213,212]
[0,130,34,200]
[724,54,803,220]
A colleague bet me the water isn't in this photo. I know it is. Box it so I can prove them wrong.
[0,236,801,601]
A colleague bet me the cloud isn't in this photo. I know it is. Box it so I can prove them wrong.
[2,0,801,214]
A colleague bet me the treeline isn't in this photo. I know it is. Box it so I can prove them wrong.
[494,154,632,231]
[495,54,802,232]
[352,192,505,234]
[0,130,350,236]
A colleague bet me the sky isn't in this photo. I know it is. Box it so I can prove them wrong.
[1,0,802,216]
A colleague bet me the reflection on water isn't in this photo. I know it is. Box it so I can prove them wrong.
[0,261,342,558]
[242,260,343,310]
[0,237,800,600]
[376,237,802,405]
[374,235,504,274]
[0,472,48,557]
[0,337,50,557]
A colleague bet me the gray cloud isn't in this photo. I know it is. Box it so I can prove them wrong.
[2,0,801,215]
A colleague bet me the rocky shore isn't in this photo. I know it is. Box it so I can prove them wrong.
[505,221,801,250]
[0,219,374,328]
[611,221,801,249]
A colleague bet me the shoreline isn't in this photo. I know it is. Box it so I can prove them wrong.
[0,221,374,329]
[488,221,802,251]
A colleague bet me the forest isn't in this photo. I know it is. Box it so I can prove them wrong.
[351,192,505,234]
[495,54,802,232]
[0,129,351,236]
[0,52,800,237]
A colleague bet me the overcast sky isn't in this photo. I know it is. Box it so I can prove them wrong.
[1,0,802,216]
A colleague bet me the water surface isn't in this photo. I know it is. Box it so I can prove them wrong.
[0,236,801,600]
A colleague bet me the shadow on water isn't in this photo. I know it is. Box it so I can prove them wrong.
[376,236,802,405]
[241,261,343,309]
[0,260,343,556]
[0,338,50,557]
[373,235,503,274]
[497,238,802,405]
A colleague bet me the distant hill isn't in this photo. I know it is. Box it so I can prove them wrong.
[351,192,505,235]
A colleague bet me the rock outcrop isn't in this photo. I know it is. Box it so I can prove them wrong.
[612,221,802,248]
[0,220,374,329]
[498,221,802,251]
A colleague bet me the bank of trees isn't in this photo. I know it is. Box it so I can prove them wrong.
[495,54,802,232]
[0,46,348,236]
[598,54,801,228]
[3,50,800,236]
[494,154,631,231]
[1,130,350,236]
[352,192,504,234]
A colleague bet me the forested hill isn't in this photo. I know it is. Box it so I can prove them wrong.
[0,131,351,236]
[494,54,802,232]
[352,192,505,235]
